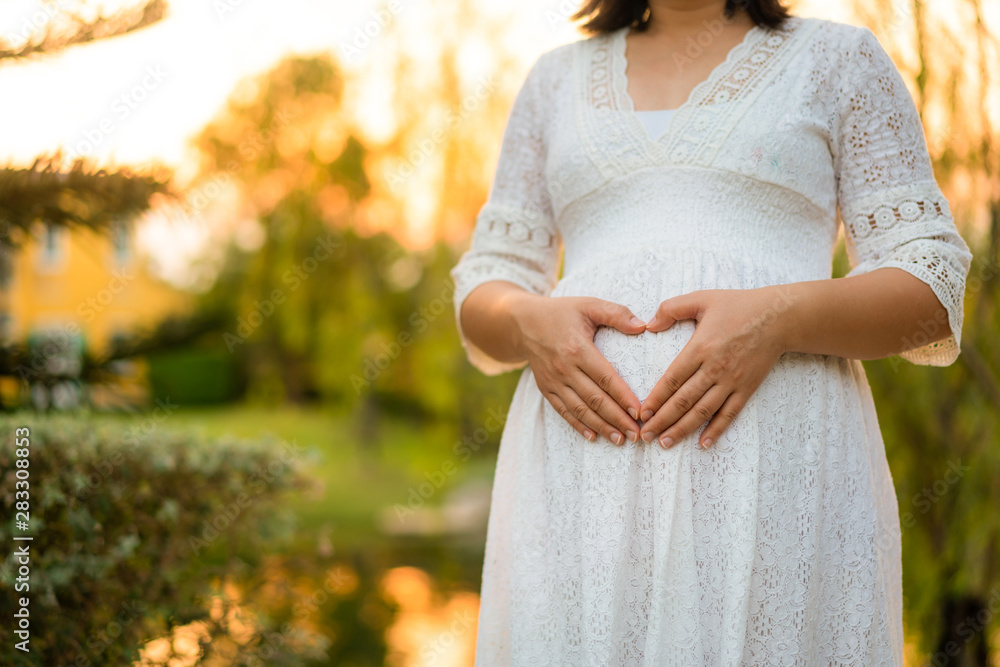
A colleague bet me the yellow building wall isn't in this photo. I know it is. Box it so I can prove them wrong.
[7,223,192,356]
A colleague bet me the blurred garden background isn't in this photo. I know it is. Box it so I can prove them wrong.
[0,0,997,664]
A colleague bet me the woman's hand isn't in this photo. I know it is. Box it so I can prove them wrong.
[510,293,647,445]
[638,286,796,449]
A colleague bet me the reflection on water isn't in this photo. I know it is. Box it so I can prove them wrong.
[138,625,205,666]
[381,567,479,667]
[135,582,245,666]
[134,559,479,666]
[127,550,966,667]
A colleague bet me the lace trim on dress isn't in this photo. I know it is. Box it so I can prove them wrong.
[845,195,946,241]
[843,190,967,366]
[574,16,821,178]
[578,33,657,178]
[576,16,820,171]
[480,203,558,250]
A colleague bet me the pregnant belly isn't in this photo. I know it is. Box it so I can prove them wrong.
[548,242,818,400]
[591,322,698,402]
[547,243,811,402]
[548,248,729,400]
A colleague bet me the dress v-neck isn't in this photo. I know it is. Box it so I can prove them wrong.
[577,16,811,171]
[615,22,763,146]
[634,109,678,142]
[621,23,761,113]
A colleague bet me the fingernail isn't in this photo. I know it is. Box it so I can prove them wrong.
[640,410,653,422]
[659,435,674,449]
[626,430,638,443]
[630,316,644,327]
[701,438,713,449]
[641,430,655,443]
[610,432,623,445]
[628,407,638,420]
[583,429,595,441]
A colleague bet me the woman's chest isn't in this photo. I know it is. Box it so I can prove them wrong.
[541,18,839,222]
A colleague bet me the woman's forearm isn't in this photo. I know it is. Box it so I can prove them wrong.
[459,281,539,364]
[463,268,950,372]
[772,267,952,360]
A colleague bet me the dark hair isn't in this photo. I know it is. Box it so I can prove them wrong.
[572,0,791,34]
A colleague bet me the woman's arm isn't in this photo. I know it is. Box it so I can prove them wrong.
[780,25,972,365]
[458,281,527,366]
[773,267,952,360]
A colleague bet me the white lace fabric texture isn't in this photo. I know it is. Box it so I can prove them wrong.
[450,16,973,667]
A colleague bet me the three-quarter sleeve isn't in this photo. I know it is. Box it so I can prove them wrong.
[832,26,973,366]
[449,54,562,376]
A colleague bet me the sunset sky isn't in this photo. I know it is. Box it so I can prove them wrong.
[0,0,858,171]
[0,0,583,175]
[0,0,590,284]
[5,0,988,285]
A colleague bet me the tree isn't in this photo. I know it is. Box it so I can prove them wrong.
[189,5,528,430]
[192,55,374,404]
[0,155,170,246]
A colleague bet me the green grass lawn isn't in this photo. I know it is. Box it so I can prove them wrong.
[100,403,498,554]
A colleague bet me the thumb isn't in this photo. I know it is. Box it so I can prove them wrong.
[583,299,646,334]
[646,292,704,332]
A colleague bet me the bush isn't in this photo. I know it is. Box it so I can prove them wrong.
[146,345,244,405]
[0,413,320,666]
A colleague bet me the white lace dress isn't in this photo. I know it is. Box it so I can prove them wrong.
[449,15,972,666]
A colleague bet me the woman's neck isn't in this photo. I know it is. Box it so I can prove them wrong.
[643,1,753,39]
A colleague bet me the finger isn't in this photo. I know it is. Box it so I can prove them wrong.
[698,392,746,449]
[640,368,714,443]
[546,393,597,442]
[570,369,640,443]
[577,345,642,422]
[654,385,730,449]
[646,292,706,332]
[639,349,702,423]
[551,388,607,443]
[561,384,627,446]
[582,298,646,335]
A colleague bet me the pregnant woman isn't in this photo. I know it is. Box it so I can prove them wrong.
[450,0,973,664]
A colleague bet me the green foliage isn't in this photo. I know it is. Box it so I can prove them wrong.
[831,232,852,279]
[863,249,1000,660]
[192,55,366,405]
[0,311,234,410]
[151,403,493,666]
[191,52,521,426]
[0,413,322,665]
[0,156,171,249]
[146,345,244,405]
